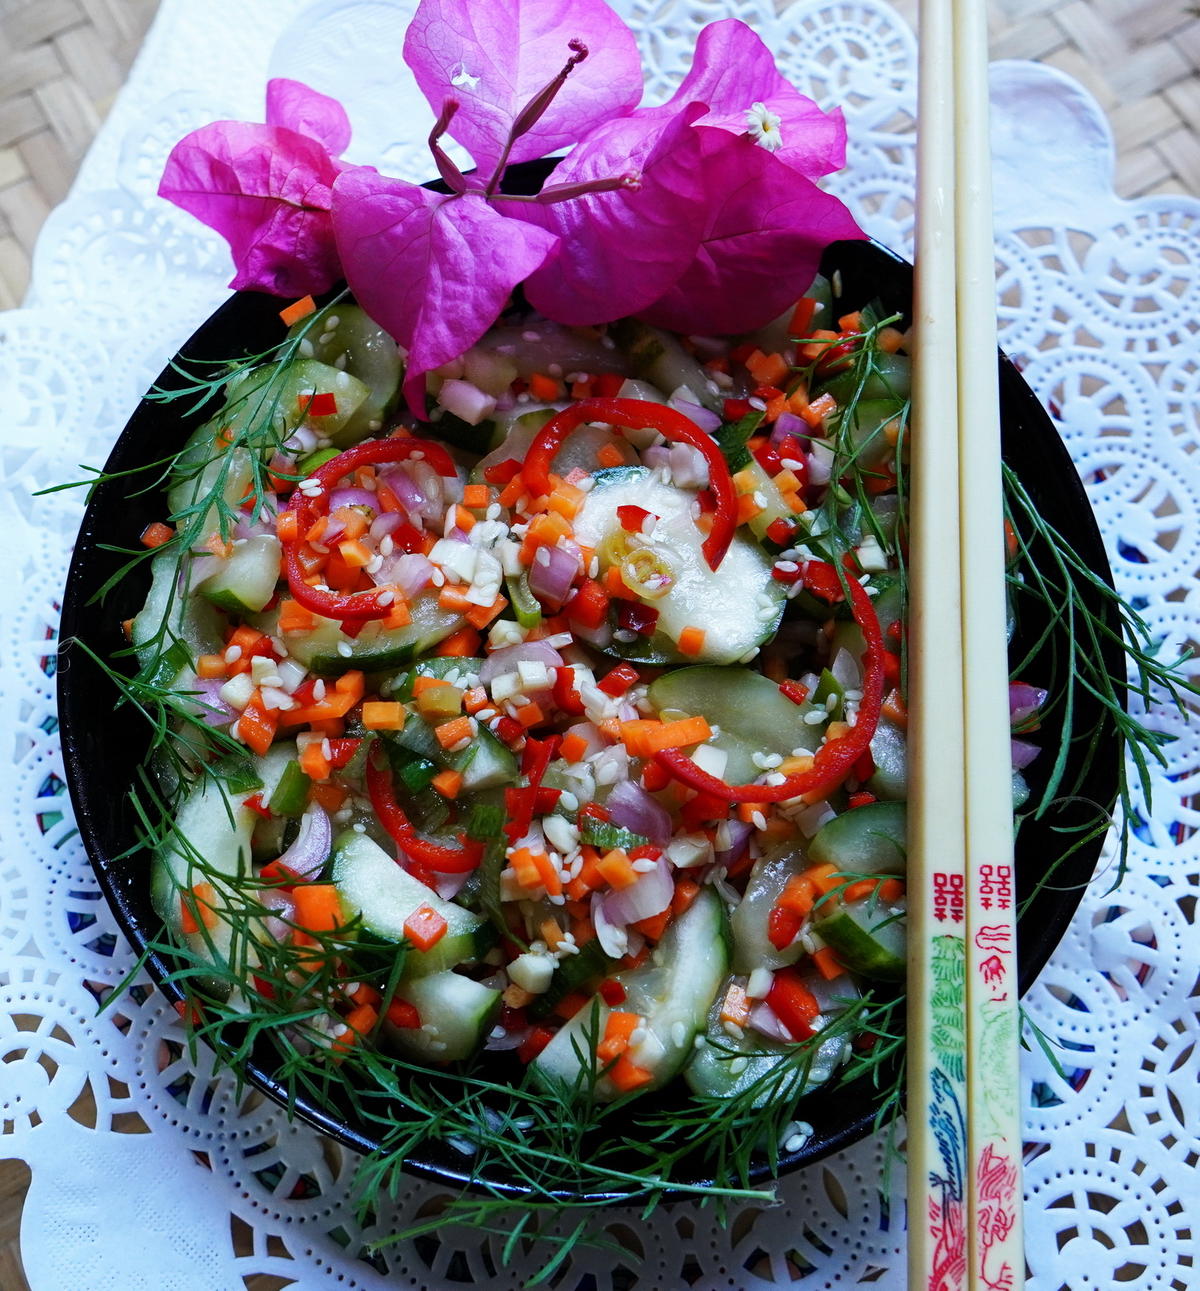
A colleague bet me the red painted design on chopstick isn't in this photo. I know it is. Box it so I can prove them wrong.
[975,1143,1019,1290]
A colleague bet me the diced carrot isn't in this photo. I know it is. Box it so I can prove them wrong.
[554,991,589,1021]
[403,904,448,951]
[597,1010,640,1063]
[433,625,481,657]
[619,715,712,758]
[386,999,421,1029]
[737,801,768,824]
[278,598,316,633]
[528,372,561,401]
[677,627,705,657]
[546,478,586,520]
[508,847,541,890]
[462,686,490,715]
[503,983,535,1010]
[776,874,816,918]
[462,483,490,509]
[466,594,507,629]
[596,849,639,891]
[530,850,563,897]
[719,982,751,1028]
[608,1053,654,1092]
[430,768,463,799]
[299,741,331,782]
[435,715,474,750]
[279,295,317,326]
[140,521,174,549]
[539,918,567,952]
[837,310,864,333]
[596,442,626,468]
[877,326,905,354]
[308,782,348,812]
[237,693,279,756]
[779,754,815,776]
[514,701,545,729]
[633,908,672,942]
[843,878,880,902]
[196,653,226,679]
[498,474,526,508]
[805,862,842,895]
[180,882,218,936]
[672,878,701,916]
[882,687,908,727]
[382,597,412,629]
[343,1003,379,1039]
[293,883,343,934]
[737,493,763,524]
[332,506,368,540]
[811,946,844,980]
[789,296,819,337]
[454,504,476,532]
[559,731,589,764]
[412,676,450,697]
[362,701,405,731]
[746,349,790,388]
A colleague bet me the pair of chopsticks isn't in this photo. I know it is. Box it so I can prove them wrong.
[906,0,1024,1288]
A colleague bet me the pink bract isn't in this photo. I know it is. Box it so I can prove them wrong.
[331,167,559,413]
[265,78,353,156]
[402,0,643,179]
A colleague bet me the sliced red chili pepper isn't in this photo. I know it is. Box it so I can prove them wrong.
[505,735,562,844]
[365,752,483,873]
[243,792,272,819]
[518,1024,556,1063]
[766,516,799,546]
[779,679,810,706]
[617,504,654,533]
[325,737,363,770]
[723,397,752,421]
[768,905,804,951]
[655,567,884,803]
[577,801,610,827]
[597,662,639,697]
[482,457,522,485]
[282,437,456,623]
[598,979,626,1006]
[766,968,821,1040]
[522,398,737,570]
[616,600,659,636]
[753,441,782,475]
[552,665,586,716]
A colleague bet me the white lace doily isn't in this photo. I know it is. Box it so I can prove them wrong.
[3,1,1198,1287]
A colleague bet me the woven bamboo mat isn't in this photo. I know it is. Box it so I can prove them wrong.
[0,0,1197,1287]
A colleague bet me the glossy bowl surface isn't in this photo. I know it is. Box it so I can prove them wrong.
[58,234,1121,1197]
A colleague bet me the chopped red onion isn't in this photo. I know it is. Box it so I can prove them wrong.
[433,869,472,901]
[375,552,434,597]
[591,890,629,960]
[275,805,332,881]
[770,410,813,444]
[380,466,424,515]
[527,543,580,607]
[260,889,295,943]
[439,378,498,426]
[749,1000,795,1043]
[329,487,377,513]
[807,441,834,486]
[190,677,235,727]
[1011,738,1040,770]
[830,646,862,690]
[571,618,614,650]
[668,396,722,435]
[715,818,754,868]
[600,855,673,926]
[1009,682,1049,727]
[369,511,405,541]
[606,781,672,847]
[484,1023,530,1052]
[479,640,563,686]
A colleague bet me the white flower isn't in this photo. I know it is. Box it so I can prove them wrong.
[744,101,784,153]
[450,64,480,90]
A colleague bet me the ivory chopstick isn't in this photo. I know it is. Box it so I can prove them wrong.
[953,1,1025,1285]
[906,0,970,1284]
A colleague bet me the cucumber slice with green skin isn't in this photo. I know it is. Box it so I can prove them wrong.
[828,397,906,470]
[506,571,542,629]
[267,592,464,676]
[572,469,785,666]
[288,304,402,446]
[532,888,729,1100]
[684,971,854,1104]
[578,818,648,853]
[223,357,371,445]
[132,550,224,687]
[736,457,797,545]
[607,317,723,412]
[528,938,613,1021]
[195,534,281,615]
[329,830,495,976]
[647,666,822,785]
[730,841,809,973]
[387,970,502,1062]
[808,802,907,875]
[151,777,257,993]
[390,655,483,701]
[812,896,906,981]
[868,716,907,801]
[474,414,636,484]
[819,353,911,407]
[385,715,518,793]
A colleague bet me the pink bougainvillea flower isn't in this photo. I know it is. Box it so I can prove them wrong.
[159,79,354,296]
[402,0,643,181]
[636,19,848,181]
[501,105,710,325]
[332,166,559,412]
[635,127,866,335]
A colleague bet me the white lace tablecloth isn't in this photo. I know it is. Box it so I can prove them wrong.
[3,1,1198,1287]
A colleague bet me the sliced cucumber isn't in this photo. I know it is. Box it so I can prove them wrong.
[151,776,257,992]
[387,970,502,1062]
[607,318,722,411]
[288,303,402,445]
[387,719,518,794]
[684,972,853,1105]
[473,413,635,484]
[528,938,612,1021]
[808,802,907,875]
[267,592,464,676]
[329,830,494,976]
[572,469,785,665]
[222,357,371,445]
[868,715,907,801]
[729,840,809,973]
[533,888,729,1100]
[812,895,907,981]
[647,665,821,784]
[195,534,281,615]
[132,550,225,688]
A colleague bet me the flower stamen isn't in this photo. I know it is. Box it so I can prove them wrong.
[745,101,784,153]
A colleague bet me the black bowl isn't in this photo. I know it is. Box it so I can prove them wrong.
[57,228,1122,1198]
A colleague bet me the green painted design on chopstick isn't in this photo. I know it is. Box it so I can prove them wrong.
[930,934,966,1083]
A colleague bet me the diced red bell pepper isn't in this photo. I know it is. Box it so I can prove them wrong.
[766,968,821,1040]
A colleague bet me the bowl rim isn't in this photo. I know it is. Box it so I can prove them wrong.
[56,232,1123,1201]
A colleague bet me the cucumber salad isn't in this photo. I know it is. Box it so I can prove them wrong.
[132,277,1035,1177]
